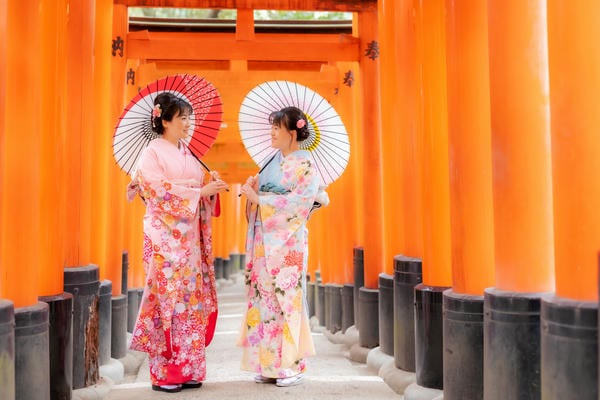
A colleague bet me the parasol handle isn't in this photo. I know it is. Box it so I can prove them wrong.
[189,148,229,191]
[197,158,211,172]
[238,153,277,197]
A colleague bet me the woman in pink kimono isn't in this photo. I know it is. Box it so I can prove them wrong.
[128,93,229,393]
[239,106,323,387]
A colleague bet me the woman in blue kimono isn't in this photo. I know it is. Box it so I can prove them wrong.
[238,106,324,387]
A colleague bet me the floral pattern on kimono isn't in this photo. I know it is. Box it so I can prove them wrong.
[128,138,218,386]
[239,150,320,378]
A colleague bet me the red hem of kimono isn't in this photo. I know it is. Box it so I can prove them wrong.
[205,310,218,346]
[148,327,199,386]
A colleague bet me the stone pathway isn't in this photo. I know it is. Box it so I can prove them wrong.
[100,275,400,399]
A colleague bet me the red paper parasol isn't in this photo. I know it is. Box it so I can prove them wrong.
[113,74,223,175]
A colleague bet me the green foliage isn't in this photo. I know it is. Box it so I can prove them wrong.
[254,10,351,20]
[128,7,350,21]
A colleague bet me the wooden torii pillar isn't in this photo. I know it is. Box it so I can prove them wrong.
[443,1,495,399]
[354,8,385,350]
[2,4,50,400]
[377,0,424,377]
[485,2,555,399]
[543,2,600,398]
[408,0,453,392]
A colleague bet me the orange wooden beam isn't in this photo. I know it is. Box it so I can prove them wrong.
[379,0,405,271]
[417,0,452,288]
[107,3,130,295]
[357,10,384,289]
[320,63,355,284]
[488,0,554,292]
[122,60,147,288]
[548,1,600,301]
[90,0,114,281]
[38,0,69,297]
[349,61,365,260]
[1,0,42,307]
[0,0,7,295]
[235,8,254,41]
[65,0,96,266]
[445,0,494,295]
[333,61,359,284]
[126,31,360,62]
[113,0,377,12]
[395,0,423,260]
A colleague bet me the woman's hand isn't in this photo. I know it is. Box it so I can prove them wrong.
[240,176,259,204]
[244,175,258,191]
[202,179,229,197]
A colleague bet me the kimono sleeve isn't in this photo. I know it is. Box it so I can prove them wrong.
[133,147,202,219]
[258,155,319,239]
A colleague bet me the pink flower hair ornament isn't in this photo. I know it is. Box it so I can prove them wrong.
[151,104,162,128]
[152,104,162,118]
[296,119,306,129]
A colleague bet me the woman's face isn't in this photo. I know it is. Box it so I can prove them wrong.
[270,122,294,151]
[164,110,192,141]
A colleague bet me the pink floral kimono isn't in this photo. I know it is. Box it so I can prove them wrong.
[128,138,218,386]
[239,150,320,378]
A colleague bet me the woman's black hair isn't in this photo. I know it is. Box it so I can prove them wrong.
[151,92,193,135]
[269,106,310,142]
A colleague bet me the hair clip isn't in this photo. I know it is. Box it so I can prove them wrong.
[296,119,306,129]
[152,104,162,118]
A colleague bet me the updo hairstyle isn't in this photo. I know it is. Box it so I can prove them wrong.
[151,92,193,135]
[269,106,310,142]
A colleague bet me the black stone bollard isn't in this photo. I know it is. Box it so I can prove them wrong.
[341,284,354,332]
[358,287,379,348]
[225,258,233,279]
[127,288,139,333]
[215,257,224,280]
[443,290,484,400]
[307,278,315,318]
[98,280,112,366]
[111,294,128,359]
[15,302,50,400]
[414,284,447,389]
[317,283,325,326]
[353,247,364,329]
[393,255,422,371]
[324,284,332,331]
[239,254,246,272]
[378,273,394,356]
[121,251,128,295]
[230,253,241,272]
[541,296,597,400]
[484,288,542,400]
[330,284,343,333]
[38,293,73,400]
[0,300,15,400]
[64,265,100,389]
[137,288,144,312]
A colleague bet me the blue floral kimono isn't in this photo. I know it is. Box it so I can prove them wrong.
[239,150,320,378]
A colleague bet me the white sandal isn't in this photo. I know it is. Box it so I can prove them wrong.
[276,374,304,387]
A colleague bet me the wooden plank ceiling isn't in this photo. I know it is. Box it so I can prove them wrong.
[114,0,377,12]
